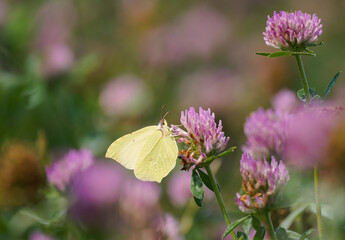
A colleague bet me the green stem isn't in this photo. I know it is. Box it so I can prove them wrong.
[295,55,311,101]
[314,167,323,240]
[198,147,236,167]
[265,211,277,240]
[205,165,237,240]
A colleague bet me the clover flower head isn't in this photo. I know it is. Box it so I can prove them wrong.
[172,107,229,169]
[283,107,335,168]
[263,11,323,50]
[46,148,94,191]
[235,153,289,213]
[242,108,288,158]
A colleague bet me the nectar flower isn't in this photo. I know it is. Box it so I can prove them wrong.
[235,153,289,213]
[263,11,323,50]
[242,108,288,158]
[46,148,94,191]
[283,108,335,169]
[172,107,229,169]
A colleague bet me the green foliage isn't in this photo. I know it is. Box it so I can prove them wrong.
[251,216,266,240]
[222,215,251,239]
[296,88,318,102]
[276,227,289,240]
[237,231,250,240]
[255,51,316,58]
[323,72,341,99]
[197,169,220,192]
[191,170,204,207]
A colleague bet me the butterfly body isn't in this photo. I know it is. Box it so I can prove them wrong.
[106,120,178,182]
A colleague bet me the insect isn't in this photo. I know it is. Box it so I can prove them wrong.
[105,106,178,183]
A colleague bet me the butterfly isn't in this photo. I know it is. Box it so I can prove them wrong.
[105,108,178,183]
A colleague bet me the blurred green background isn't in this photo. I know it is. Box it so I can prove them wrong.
[1,0,345,239]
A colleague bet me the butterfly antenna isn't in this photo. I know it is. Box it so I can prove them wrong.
[160,104,167,120]
[162,111,171,120]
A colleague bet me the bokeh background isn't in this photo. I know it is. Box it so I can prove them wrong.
[1,0,345,239]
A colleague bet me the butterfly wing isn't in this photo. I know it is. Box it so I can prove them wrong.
[105,126,158,169]
[134,126,178,182]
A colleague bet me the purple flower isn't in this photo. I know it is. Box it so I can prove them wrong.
[46,149,94,191]
[158,214,184,240]
[172,107,229,169]
[99,74,152,117]
[35,1,76,76]
[168,171,193,206]
[68,162,124,230]
[71,162,123,206]
[242,108,288,158]
[272,89,299,113]
[29,232,56,240]
[263,11,323,50]
[283,108,335,168]
[235,153,289,213]
[141,5,228,67]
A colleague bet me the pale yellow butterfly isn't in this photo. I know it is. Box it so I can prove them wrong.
[105,113,178,183]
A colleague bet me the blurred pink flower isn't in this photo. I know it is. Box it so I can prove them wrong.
[141,5,228,67]
[283,108,336,168]
[168,171,192,206]
[158,214,184,240]
[119,178,161,224]
[272,89,299,113]
[179,69,243,111]
[242,108,289,158]
[35,1,76,76]
[99,74,152,117]
[42,44,74,76]
[71,162,123,206]
[29,232,56,240]
[46,148,94,191]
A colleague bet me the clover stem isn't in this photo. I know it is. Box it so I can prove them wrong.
[314,166,323,240]
[265,211,277,240]
[295,55,311,101]
[205,165,237,240]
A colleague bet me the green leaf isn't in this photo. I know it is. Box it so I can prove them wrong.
[222,215,251,239]
[237,231,250,240]
[287,230,301,239]
[193,196,203,207]
[197,169,220,192]
[299,229,313,240]
[297,88,318,101]
[253,226,266,240]
[242,217,252,235]
[251,216,262,230]
[275,227,288,240]
[191,170,204,203]
[307,42,324,47]
[323,71,341,99]
[251,216,265,240]
[268,51,292,58]
[255,52,271,56]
